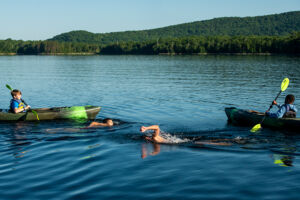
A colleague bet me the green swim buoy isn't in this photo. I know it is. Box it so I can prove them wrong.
[65,106,88,120]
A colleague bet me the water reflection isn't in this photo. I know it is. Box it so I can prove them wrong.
[141,143,161,159]
[272,154,294,167]
[271,145,298,167]
[8,122,32,159]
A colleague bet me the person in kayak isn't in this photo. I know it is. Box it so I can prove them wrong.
[266,94,297,118]
[10,89,31,113]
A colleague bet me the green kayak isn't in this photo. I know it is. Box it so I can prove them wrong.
[0,105,100,121]
[225,107,300,132]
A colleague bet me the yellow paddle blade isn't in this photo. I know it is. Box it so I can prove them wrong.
[31,110,39,121]
[281,78,289,92]
[250,124,261,132]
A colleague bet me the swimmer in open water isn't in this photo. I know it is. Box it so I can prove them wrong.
[87,118,114,128]
[140,125,247,146]
[45,118,114,133]
[140,125,167,143]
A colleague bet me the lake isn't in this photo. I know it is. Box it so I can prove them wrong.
[0,55,300,199]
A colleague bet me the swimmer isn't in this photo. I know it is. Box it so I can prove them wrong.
[45,118,114,133]
[140,125,167,143]
[140,125,243,145]
[87,118,114,128]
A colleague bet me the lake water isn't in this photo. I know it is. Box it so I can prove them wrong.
[0,55,300,199]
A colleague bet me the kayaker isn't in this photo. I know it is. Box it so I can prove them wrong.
[266,94,297,118]
[87,118,114,128]
[10,89,31,113]
[140,125,168,143]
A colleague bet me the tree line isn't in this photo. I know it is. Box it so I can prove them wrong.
[0,32,299,55]
[49,11,300,44]
[0,39,100,54]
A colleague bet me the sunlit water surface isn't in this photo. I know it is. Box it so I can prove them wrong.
[0,55,300,199]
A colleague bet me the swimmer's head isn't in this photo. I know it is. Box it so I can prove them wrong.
[103,118,113,126]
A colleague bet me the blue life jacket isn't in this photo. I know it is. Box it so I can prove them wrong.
[10,99,25,113]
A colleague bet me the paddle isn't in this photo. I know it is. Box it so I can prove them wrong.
[250,78,289,132]
[6,84,40,120]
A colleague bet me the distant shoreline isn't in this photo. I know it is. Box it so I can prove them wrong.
[0,53,17,56]
[2,32,299,55]
[1,52,299,56]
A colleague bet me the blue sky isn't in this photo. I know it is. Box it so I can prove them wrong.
[1,0,299,40]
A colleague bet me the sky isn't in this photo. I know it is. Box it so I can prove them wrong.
[1,0,300,40]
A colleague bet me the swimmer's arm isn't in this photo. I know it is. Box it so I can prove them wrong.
[140,125,160,137]
[88,122,108,127]
[150,125,160,137]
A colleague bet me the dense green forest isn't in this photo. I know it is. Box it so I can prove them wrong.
[0,32,299,55]
[100,32,300,54]
[0,11,299,55]
[0,39,100,54]
[49,11,300,44]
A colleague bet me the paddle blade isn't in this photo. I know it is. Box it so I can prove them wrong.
[6,84,13,91]
[281,78,289,92]
[250,124,261,133]
[31,110,40,121]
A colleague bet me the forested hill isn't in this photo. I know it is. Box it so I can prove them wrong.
[49,11,300,44]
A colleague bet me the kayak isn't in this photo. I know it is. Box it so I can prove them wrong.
[0,105,100,121]
[225,107,300,132]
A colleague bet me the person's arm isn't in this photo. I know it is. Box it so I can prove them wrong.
[14,107,24,113]
[140,125,160,137]
[272,101,281,108]
[267,105,286,118]
[88,121,108,127]
[12,102,30,113]
[140,125,167,143]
